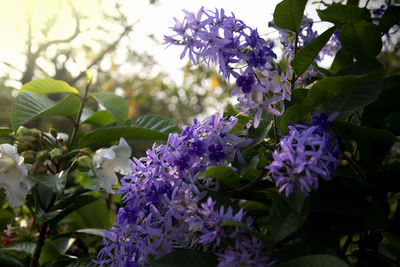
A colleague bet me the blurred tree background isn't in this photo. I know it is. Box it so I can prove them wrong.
[0,0,231,136]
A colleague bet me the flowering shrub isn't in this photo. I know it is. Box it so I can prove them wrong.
[0,0,400,267]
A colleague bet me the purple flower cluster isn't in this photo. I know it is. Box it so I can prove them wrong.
[165,7,292,127]
[187,197,271,267]
[266,112,341,197]
[96,112,270,266]
[371,4,386,24]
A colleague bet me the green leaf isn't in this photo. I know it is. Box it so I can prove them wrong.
[66,259,98,267]
[275,254,349,267]
[78,127,169,147]
[280,72,382,131]
[323,60,384,119]
[269,189,310,242]
[0,209,14,231]
[82,110,115,126]
[3,242,35,256]
[382,112,400,135]
[204,166,242,188]
[18,78,79,95]
[330,47,354,73]
[30,165,72,196]
[339,21,382,59]
[317,4,370,24]
[0,251,25,267]
[47,194,98,228]
[273,0,307,32]
[40,239,61,265]
[0,127,13,137]
[136,114,181,134]
[151,250,218,267]
[291,26,337,76]
[379,6,400,33]
[90,92,129,124]
[332,121,397,142]
[11,93,80,129]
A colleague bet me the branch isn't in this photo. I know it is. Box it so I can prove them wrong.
[71,23,135,84]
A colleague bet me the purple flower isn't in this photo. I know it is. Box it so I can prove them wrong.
[96,113,253,266]
[236,74,256,94]
[266,113,341,197]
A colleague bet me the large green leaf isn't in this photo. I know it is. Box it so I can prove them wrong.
[0,209,14,231]
[151,250,218,267]
[18,78,79,95]
[66,259,98,267]
[0,251,25,267]
[339,21,382,59]
[273,0,307,32]
[47,194,98,228]
[332,121,397,143]
[280,72,382,131]
[11,92,80,129]
[291,26,337,76]
[136,114,181,134]
[3,242,36,256]
[330,47,354,73]
[78,127,170,147]
[204,166,242,189]
[30,169,69,196]
[317,4,370,24]
[323,60,384,119]
[275,254,349,267]
[82,110,115,126]
[269,190,310,242]
[0,127,13,137]
[90,92,129,124]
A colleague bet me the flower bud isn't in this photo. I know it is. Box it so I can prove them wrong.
[49,128,58,138]
[49,148,63,162]
[36,150,49,162]
[20,150,35,164]
[77,155,92,172]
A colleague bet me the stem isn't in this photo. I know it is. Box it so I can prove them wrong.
[30,194,57,267]
[68,81,91,148]
[290,32,299,90]
[342,234,353,255]
[343,153,367,181]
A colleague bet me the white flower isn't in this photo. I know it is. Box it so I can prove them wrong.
[92,138,133,193]
[0,144,35,208]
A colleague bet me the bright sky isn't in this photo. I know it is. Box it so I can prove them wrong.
[0,0,338,86]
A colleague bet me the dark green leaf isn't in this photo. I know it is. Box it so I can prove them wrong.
[18,78,79,95]
[379,6,400,33]
[332,121,397,142]
[30,170,68,196]
[0,127,13,137]
[0,251,25,267]
[2,242,35,256]
[0,209,13,231]
[82,110,115,126]
[330,47,354,74]
[40,239,60,265]
[66,259,98,267]
[204,166,242,188]
[11,93,80,129]
[151,250,218,267]
[47,194,98,228]
[275,254,349,267]
[339,21,382,59]
[382,112,400,135]
[317,4,370,24]
[78,127,169,147]
[90,92,129,124]
[273,0,307,32]
[380,232,400,259]
[292,26,337,76]
[269,190,310,242]
[281,72,382,131]
[135,114,181,134]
